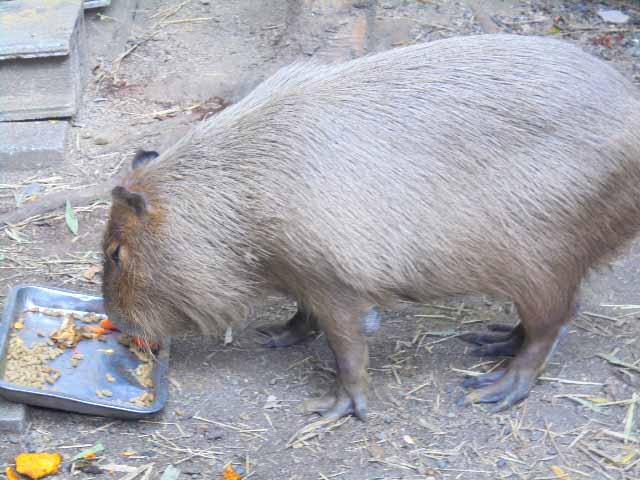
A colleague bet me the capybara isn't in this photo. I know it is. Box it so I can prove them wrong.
[102,34,640,421]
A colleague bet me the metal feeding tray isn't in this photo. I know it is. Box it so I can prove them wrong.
[0,285,170,419]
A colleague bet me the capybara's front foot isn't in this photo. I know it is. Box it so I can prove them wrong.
[301,302,372,421]
[257,306,318,348]
[303,383,368,421]
[459,323,525,357]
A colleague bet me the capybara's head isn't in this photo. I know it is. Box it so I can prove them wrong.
[101,150,175,340]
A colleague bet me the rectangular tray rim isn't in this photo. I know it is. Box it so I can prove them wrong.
[0,283,171,418]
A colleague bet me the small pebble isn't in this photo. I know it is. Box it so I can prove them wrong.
[496,458,508,468]
[383,414,393,424]
[529,430,543,441]
[375,431,386,442]
[94,137,110,145]
[181,465,203,476]
[597,9,630,24]
[206,428,225,441]
[436,459,448,469]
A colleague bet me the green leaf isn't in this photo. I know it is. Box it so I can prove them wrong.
[71,442,105,461]
[160,465,181,480]
[65,200,79,235]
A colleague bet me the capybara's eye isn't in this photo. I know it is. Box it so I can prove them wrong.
[111,244,121,266]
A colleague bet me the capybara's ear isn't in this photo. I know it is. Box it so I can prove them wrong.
[132,150,159,169]
[112,185,148,216]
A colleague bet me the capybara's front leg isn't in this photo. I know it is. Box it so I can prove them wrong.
[303,305,371,421]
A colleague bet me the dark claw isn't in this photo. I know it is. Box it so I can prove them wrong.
[320,396,355,422]
[471,338,522,357]
[457,368,532,410]
[459,323,524,357]
[351,391,368,420]
[486,323,518,333]
[461,370,506,388]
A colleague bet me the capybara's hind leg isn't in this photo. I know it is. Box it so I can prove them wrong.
[258,303,318,348]
[302,302,371,421]
[459,323,525,357]
[458,294,574,412]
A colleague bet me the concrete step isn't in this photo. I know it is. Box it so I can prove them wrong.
[0,120,69,172]
[0,399,28,434]
[0,0,86,121]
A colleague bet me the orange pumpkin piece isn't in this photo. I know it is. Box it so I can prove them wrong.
[85,326,109,336]
[100,319,119,331]
[5,467,20,480]
[222,464,242,480]
[15,452,62,479]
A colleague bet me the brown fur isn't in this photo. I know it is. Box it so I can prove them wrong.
[102,34,640,415]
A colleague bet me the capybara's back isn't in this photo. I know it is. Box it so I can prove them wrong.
[103,34,640,419]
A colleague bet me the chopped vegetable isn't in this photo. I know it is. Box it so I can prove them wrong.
[15,452,62,479]
[223,464,242,480]
[5,467,20,480]
[100,319,119,331]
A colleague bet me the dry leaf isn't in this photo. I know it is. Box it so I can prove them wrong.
[82,265,103,281]
[550,465,570,479]
[619,451,637,464]
[223,464,242,480]
[15,452,62,479]
[368,443,385,461]
[65,200,79,235]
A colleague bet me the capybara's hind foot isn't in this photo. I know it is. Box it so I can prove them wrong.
[302,385,368,422]
[258,323,314,348]
[456,367,535,412]
[257,307,318,348]
[459,323,525,357]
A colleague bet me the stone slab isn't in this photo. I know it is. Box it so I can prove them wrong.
[0,0,83,59]
[0,398,27,433]
[0,120,69,171]
[0,1,86,121]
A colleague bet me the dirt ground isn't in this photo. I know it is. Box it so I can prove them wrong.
[1,0,640,479]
